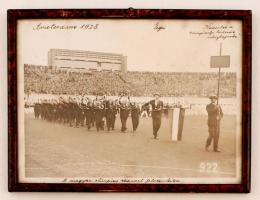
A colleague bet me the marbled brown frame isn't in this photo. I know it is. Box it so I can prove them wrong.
[7,9,252,192]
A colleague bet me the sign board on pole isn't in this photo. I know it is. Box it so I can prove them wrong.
[210,55,230,68]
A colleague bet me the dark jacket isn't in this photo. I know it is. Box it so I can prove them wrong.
[206,103,223,126]
[131,105,140,118]
[119,105,130,119]
[144,99,164,118]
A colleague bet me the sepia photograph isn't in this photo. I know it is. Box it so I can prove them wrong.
[7,9,251,192]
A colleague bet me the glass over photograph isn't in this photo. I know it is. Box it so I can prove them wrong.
[17,19,242,184]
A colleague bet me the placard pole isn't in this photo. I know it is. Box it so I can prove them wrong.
[217,43,222,105]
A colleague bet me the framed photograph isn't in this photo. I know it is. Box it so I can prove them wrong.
[8,9,251,192]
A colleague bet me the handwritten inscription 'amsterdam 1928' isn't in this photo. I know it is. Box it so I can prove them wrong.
[189,24,239,40]
[33,23,99,30]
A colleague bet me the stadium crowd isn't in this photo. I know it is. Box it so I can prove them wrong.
[24,64,236,97]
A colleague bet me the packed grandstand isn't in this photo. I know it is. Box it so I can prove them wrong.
[24,64,236,98]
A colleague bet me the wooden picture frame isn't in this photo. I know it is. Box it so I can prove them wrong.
[8,9,251,192]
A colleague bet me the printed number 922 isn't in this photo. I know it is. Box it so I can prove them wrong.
[199,162,218,173]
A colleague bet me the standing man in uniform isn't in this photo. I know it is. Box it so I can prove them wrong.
[205,95,223,152]
[144,93,164,139]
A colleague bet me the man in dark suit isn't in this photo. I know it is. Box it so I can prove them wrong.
[205,95,223,152]
[144,93,164,139]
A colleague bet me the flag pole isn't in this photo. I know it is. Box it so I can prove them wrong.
[217,43,222,105]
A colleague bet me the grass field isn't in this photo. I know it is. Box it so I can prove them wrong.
[24,114,237,180]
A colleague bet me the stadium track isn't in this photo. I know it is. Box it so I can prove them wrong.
[24,114,237,180]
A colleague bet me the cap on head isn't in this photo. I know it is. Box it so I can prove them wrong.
[209,95,217,100]
[154,93,160,97]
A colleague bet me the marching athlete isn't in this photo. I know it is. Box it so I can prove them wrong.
[130,102,141,133]
[93,100,104,132]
